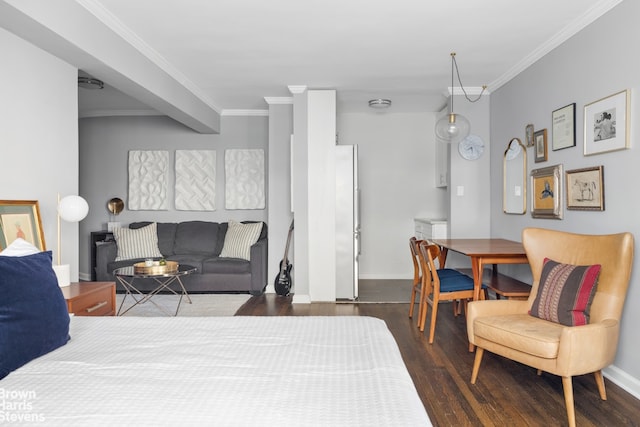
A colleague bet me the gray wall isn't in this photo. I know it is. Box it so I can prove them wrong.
[338,111,445,279]
[490,0,640,395]
[0,28,80,279]
[78,115,268,278]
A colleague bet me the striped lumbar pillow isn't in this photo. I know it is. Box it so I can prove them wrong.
[219,220,263,261]
[529,258,601,326]
[113,222,163,261]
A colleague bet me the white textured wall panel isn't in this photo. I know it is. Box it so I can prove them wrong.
[128,150,169,210]
[175,150,216,211]
[225,149,265,209]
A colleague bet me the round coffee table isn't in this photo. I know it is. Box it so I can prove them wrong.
[114,264,197,316]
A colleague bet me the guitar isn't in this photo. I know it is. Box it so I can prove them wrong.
[274,219,294,296]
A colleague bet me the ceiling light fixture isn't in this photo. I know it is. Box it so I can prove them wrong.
[368,99,392,109]
[78,76,104,90]
[434,52,486,144]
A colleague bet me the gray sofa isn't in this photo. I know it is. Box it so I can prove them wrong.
[95,221,268,295]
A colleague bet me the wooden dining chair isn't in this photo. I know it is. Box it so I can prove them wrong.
[417,240,486,343]
[408,237,423,322]
[409,237,465,327]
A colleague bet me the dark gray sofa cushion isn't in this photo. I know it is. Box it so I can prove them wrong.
[174,221,220,256]
[130,222,178,256]
[167,254,211,273]
[202,258,251,275]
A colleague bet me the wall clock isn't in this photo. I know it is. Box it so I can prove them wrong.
[458,134,484,160]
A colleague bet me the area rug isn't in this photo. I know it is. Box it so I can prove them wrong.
[115,293,251,317]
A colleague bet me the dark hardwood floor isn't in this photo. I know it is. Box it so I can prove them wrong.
[236,295,640,427]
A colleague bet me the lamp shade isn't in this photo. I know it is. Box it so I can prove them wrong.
[58,196,89,222]
[435,113,470,144]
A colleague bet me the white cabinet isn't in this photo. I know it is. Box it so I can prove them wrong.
[414,218,447,240]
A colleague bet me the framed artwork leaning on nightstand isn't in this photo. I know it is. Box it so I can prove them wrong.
[0,200,45,251]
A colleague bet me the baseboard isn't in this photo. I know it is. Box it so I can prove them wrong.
[603,364,640,400]
[358,274,412,280]
[79,272,91,281]
[292,294,311,304]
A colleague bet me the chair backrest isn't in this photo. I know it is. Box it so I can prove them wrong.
[417,241,441,293]
[522,227,634,323]
[410,237,423,284]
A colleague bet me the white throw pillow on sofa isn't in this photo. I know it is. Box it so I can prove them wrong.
[219,220,263,261]
[113,223,163,261]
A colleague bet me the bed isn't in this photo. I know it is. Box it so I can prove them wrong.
[0,316,431,426]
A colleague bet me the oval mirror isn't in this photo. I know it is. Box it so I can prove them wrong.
[503,138,527,214]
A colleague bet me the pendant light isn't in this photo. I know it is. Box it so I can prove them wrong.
[434,53,486,144]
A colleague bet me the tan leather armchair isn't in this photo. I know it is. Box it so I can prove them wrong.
[467,228,634,427]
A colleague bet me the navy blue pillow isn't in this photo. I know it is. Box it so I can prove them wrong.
[0,251,70,379]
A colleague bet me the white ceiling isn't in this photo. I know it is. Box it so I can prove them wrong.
[76,0,622,116]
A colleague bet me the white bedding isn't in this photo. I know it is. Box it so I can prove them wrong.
[0,316,431,426]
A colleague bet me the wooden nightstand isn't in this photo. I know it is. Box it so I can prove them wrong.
[61,282,116,316]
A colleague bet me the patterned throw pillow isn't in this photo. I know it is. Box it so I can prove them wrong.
[113,222,163,261]
[529,258,601,326]
[219,221,263,261]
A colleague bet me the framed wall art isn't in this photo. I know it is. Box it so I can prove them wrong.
[584,90,630,156]
[0,200,46,250]
[566,166,604,211]
[525,124,535,147]
[128,150,169,210]
[552,103,576,151]
[534,128,548,163]
[531,164,563,219]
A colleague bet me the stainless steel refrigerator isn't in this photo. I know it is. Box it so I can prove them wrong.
[335,144,360,300]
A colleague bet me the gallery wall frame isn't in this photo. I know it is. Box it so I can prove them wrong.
[552,103,576,151]
[531,164,563,219]
[525,124,535,147]
[566,166,604,211]
[0,200,46,250]
[584,89,630,156]
[534,128,548,163]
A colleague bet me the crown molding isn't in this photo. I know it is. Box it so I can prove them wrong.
[444,87,491,97]
[288,85,307,94]
[264,97,293,105]
[490,0,624,91]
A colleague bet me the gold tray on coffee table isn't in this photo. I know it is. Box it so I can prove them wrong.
[133,261,179,275]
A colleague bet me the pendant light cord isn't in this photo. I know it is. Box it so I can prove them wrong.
[451,52,486,103]
[450,53,455,114]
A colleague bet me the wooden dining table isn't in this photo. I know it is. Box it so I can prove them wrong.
[430,238,529,301]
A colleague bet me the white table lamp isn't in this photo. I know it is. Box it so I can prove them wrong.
[54,195,89,287]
